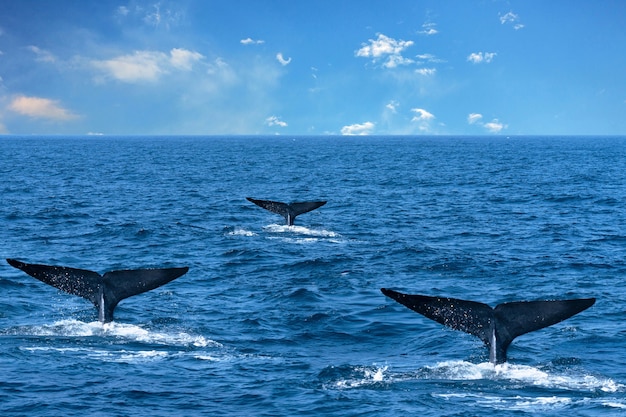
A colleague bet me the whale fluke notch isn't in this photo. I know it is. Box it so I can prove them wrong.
[246,197,326,226]
[6,258,189,323]
[381,288,595,364]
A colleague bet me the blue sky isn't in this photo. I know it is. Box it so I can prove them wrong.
[0,1,624,136]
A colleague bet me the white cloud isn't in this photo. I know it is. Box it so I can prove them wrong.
[116,6,129,17]
[500,11,524,30]
[410,108,435,132]
[9,95,78,120]
[411,108,434,121]
[386,100,399,113]
[28,45,56,63]
[92,51,166,82]
[418,23,438,36]
[415,53,444,64]
[415,68,436,76]
[467,52,497,64]
[170,48,203,70]
[383,54,414,69]
[467,113,507,132]
[143,3,183,29]
[467,113,483,124]
[356,33,414,68]
[276,52,292,66]
[91,48,204,83]
[266,115,287,127]
[241,38,265,45]
[341,121,375,135]
[114,3,183,30]
[500,12,518,24]
[204,57,238,89]
[484,119,507,133]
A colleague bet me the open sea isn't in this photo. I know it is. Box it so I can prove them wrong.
[1,135,626,416]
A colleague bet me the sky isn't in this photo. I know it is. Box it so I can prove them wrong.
[0,0,624,136]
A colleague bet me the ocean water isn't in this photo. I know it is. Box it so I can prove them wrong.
[1,135,626,416]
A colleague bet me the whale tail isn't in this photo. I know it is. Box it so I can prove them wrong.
[381,288,595,364]
[6,258,188,323]
[246,197,326,226]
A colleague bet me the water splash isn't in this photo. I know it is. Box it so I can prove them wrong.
[423,361,624,393]
[321,361,623,394]
[9,319,220,348]
[226,227,257,237]
[264,224,340,238]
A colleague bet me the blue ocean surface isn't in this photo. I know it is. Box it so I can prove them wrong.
[1,135,626,416]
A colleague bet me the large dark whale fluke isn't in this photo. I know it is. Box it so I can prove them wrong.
[381,288,595,364]
[246,197,326,226]
[6,258,189,323]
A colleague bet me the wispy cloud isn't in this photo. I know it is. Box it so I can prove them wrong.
[410,108,435,132]
[276,52,291,66]
[415,68,436,76]
[418,22,438,36]
[143,3,183,29]
[116,6,130,17]
[500,11,524,30]
[265,115,287,127]
[484,119,507,133]
[386,100,399,113]
[356,33,414,69]
[9,95,78,120]
[92,51,166,83]
[341,121,375,135]
[467,113,483,124]
[114,3,184,30]
[411,108,434,121]
[241,38,265,45]
[170,48,204,70]
[467,113,507,133]
[91,48,203,83]
[28,45,56,63]
[467,52,497,64]
[415,53,444,64]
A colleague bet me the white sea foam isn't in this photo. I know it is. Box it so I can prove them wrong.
[103,321,220,347]
[433,393,574,411]
[603,401,626,409]
[425,360,624,393]
[328,365,388,389]
[19,319,220,348]
[264,224,340,238]
[227,227,257,237]
[434,392,626,412]
[21,346,176,363]
[327,361,623,395]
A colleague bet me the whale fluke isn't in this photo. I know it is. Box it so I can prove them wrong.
[7,258,188,323]
[381,288,595,364]
[246,197,326,226]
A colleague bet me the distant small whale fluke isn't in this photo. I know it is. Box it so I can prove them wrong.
[246,197,326,226]
[6,258,189,323]
[381,288,595,364]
